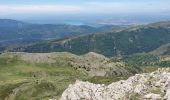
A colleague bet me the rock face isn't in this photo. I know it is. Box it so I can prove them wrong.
[60,68,170,100]
[70,52,129,77]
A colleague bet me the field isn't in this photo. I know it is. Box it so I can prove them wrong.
[0,54,86,100]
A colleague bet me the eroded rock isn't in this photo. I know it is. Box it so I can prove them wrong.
[60,68,170,100]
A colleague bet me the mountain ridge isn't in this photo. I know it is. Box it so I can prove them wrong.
[12,21,170,57]
[0,19,128,51]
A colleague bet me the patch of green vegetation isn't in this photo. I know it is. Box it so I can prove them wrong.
[86,76,129,85]
[150,88,162,95]
[156,61,170,67]
[129,93,141,100]
[0,82,26,100]
[123,53,160,74]
[124,54,159,66]
[142,66,158,73]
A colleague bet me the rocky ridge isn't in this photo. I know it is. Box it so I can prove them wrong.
[1,52,128,77]
[70,52,128,76]
[60,68,170,100]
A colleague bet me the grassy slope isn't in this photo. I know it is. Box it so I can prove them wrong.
[0,55,88,100]
[0,53,128,100]
[1,52,170,100]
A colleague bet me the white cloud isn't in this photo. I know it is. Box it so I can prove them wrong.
[0,2,169,15]
[0,5,82,14]
[84,2,170,13]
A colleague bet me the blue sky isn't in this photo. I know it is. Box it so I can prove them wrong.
[0,0,170,24]
[1,0,170,14]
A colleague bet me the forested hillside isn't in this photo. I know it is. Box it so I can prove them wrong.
[14,21,170,57]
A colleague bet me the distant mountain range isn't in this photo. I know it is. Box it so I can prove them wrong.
[11,21,170,57]
[0,19,128,50]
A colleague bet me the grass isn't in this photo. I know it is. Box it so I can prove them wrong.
[0,55,89,100]
[0,54,118,100]
[129,93,141,100]
[0,82,27,100]
[86,76,129,85]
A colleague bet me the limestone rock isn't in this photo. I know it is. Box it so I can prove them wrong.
[144,93,161,100]
[60,68,170,100]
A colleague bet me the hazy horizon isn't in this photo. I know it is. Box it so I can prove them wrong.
[0,0,170,25]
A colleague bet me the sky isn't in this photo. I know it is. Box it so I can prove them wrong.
[0,0,170,24]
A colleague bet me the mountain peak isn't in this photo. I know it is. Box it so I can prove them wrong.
[0,19,28,28]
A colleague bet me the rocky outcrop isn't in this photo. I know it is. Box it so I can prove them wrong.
[2,52,129,77]
[70,52,129,76]
[60,68,170,100]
